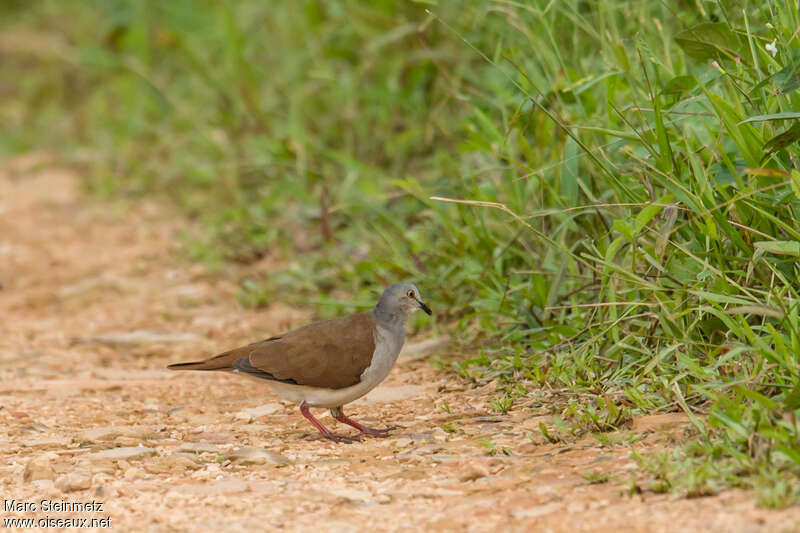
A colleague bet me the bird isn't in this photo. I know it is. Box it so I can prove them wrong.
[168,282,431,442]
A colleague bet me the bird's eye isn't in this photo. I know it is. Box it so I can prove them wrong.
[407,290,415,298]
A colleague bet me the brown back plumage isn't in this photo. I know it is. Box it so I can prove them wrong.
[168,311,378,390]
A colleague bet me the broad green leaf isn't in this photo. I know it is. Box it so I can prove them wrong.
[674,22,744,60]
[710,408,749,440]
[749,48,800,95]
[690,291,753,305]
[774,60,800,94]
[613,219,634,241]
[753,240,800,257]
[661,75,697,96]
[604,236,626,264]
[761,122,800,163]
[634,202,665,233]
[701,89,763,167]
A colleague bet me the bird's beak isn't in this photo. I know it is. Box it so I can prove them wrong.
[417,299,432,315]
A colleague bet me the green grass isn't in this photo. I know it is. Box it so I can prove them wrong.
[3,0,800,505]
[583,470,611,485]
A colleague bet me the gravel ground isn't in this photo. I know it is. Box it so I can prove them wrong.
[1,156,799,532]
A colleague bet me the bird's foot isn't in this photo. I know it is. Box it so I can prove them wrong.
[358,425,397,438]
[327,433,362,443]
[300,402,362,443]
[332,411,398,438]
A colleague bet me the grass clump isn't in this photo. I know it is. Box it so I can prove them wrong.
[583,470,611,485]
[3,0,800,503]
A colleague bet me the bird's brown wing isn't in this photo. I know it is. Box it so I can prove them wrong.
[246,311,377,389]
[167,311,377,390]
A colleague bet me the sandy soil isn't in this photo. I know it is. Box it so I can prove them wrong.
[1,158,799,532]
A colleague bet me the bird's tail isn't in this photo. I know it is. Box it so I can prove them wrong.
[166,344,250,371]
[166,355,234,371]
[167,337,276,372]
[167,360,214,371]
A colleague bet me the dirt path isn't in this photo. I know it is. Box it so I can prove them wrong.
[1,159,798,532]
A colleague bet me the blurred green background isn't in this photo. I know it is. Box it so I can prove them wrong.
[3,0,800,503]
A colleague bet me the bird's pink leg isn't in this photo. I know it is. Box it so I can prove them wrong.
[330,407,397,437]
[299,402,360,443]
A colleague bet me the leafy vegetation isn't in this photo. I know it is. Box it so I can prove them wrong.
[3,0,800,504]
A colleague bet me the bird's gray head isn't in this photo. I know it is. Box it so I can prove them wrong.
[374,283,432,324]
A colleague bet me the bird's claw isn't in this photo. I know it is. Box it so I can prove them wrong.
[329,433,362,443]
[360,425,398,437]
